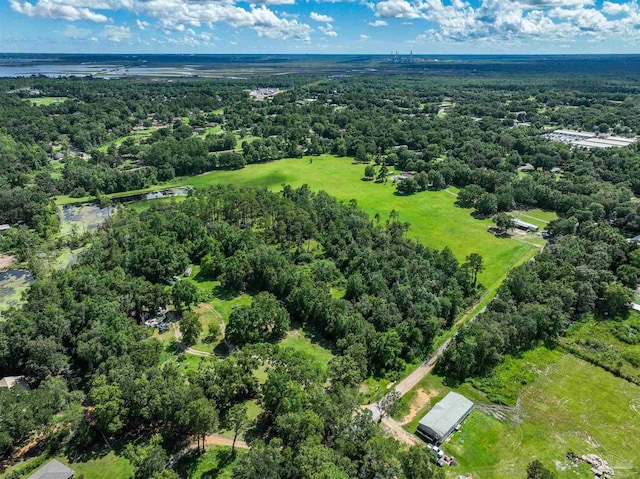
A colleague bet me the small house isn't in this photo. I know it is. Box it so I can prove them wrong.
[28,459,74,479]
[53,152,65,161]
[0,224,10,233]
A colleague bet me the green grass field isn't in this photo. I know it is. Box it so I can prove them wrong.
[397,347,640,479]
[1,451,133,479]
[167,155,537,288]
[27,97,68,106]
[175,446,243,479]
[280,329,335,373]
[511,209,558,228]
[561,312,640,384]
[55,155,540,287]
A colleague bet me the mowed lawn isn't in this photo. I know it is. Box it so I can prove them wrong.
[399,348,640,479]
[27,96,68,106]
[173,155,536,287]
[280,328,335,373]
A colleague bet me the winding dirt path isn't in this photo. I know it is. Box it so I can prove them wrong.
[175,303,224,357]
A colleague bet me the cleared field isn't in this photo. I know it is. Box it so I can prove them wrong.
[171,155,537,287]
[398,348,640,479]
[561,312,640,384]
[27,96,68,106]
[280,328,334,373]
[511,208,558,228]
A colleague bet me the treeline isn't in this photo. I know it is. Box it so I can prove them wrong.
[439,222,636,382]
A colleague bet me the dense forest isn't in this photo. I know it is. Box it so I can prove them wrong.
[1,185,473,478]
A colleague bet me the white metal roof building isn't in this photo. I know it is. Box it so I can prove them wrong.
[513,219,539,232]
[28,459,74,479]
[417,392,473,444]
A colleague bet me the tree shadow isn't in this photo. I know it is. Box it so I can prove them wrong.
[211,284,239,301]
[176,448,236,479]
[487,226,511,238]
[470,211,492,220]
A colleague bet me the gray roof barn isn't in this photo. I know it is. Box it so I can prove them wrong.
[417,392,473,444]
[28,459,74,479]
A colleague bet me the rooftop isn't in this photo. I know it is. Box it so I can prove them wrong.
[418,391,473,442]
[28,459,74,479]
[0,375,29,389]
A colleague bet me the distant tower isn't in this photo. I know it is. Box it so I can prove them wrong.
[410,50,413,63]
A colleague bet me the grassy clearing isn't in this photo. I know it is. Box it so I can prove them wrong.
[27,96,68,106]
[1,450,133,479]
[280,329,334,373]
[175,446,242,479]
[398,348,640,479]
[97,127,159,153]
[59,451,133,479]
[561,312,640,384]
[167,155,536,288]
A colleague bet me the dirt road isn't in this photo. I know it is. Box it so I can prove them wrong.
[364,295,490,443]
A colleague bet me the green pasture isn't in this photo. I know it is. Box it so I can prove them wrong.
[398,347,640,479]
[561,312,640,384]
[27,96,68,106]
[169,155,537,287]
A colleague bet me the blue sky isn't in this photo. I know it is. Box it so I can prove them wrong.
[2,0,640,53]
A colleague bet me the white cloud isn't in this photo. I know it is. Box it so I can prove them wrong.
[59,24,92,38]
[360,33,371,39]
[310,11,334,22]
[374,0,423,18]
[318,23,338,36]
[380,0,640,43]
[248,0,296,4]
[103,25,132,42]
[9,0,108,22]
[368,19,388,26]
[136,19,150,29]
[9,0,312,42]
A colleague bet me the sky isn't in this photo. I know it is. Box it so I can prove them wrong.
[3,0,640,54]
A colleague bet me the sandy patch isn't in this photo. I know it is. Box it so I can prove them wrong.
[0,254,16,271]
[399,388,437,425]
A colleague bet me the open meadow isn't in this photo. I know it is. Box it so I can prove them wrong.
[394,347,640,479]
[169,155,540,288]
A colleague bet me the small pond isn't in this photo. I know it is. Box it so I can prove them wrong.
[0,269,34,312]
[59,204,115,234]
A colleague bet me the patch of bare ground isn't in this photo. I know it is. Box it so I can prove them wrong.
[399,389,437,425]
[0,254,16,270]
